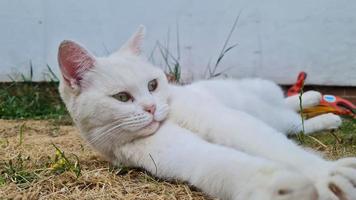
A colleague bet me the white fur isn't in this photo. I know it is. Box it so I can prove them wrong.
[58,27,356,200]
[285,90,323,111]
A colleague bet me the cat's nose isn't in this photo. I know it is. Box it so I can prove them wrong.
[144,104,156,114]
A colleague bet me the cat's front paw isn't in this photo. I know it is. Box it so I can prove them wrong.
[309,158,356,200]
[237,170,318,200]
[317,113,342,131]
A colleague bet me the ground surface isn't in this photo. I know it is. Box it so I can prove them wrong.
[0,119,355,200]
[0,120,210,200]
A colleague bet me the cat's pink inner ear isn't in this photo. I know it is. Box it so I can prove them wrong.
[58,40,95,87]
[119,25,146,55]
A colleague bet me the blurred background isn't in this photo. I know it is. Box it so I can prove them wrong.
[0,0,355,86]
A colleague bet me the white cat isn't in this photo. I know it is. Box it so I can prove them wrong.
[58,26,356,200]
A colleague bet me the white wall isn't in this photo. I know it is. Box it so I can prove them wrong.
[1,0,356,86]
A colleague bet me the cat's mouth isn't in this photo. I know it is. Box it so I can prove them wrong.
[144,120,160,129]
[137,120,160,137]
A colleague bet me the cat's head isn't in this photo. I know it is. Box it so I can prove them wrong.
[58,26,170,158]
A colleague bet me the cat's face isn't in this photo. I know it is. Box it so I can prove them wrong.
[58,26,170,156]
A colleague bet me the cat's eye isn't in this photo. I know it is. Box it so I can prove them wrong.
[148,79,158,92]
[113,92,132,102]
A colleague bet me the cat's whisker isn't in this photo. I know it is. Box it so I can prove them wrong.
[89,117,152,146]
[88,121,126,145]
[89,122,125,143]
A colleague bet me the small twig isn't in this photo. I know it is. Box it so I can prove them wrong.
[148,153,158,176]
[17,123,25,146]
[176,22,181,61]
[306,135,328,149]
[210,11,241,77]
[330,130,342,144]
[184,185,193,200]
[297,80,305,143]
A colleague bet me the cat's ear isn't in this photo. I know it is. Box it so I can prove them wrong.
[116,25,145,56]
[58,40,95,89]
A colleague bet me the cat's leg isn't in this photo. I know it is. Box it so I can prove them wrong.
[262,105,342,135]
[114,122,317,200]
[191,80,341,135]
[192,82,341,135]
[169,92,356,199]
[287,113,342,135]
[285,91,322,111]
[195,80,341,134]
[283,91,342,134]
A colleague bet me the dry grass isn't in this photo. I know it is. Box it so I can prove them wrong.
[0,119,355,200]
[0,120,211,200]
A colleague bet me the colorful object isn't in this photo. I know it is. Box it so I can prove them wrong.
[287,72,307,97]
[288,71,356,118]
